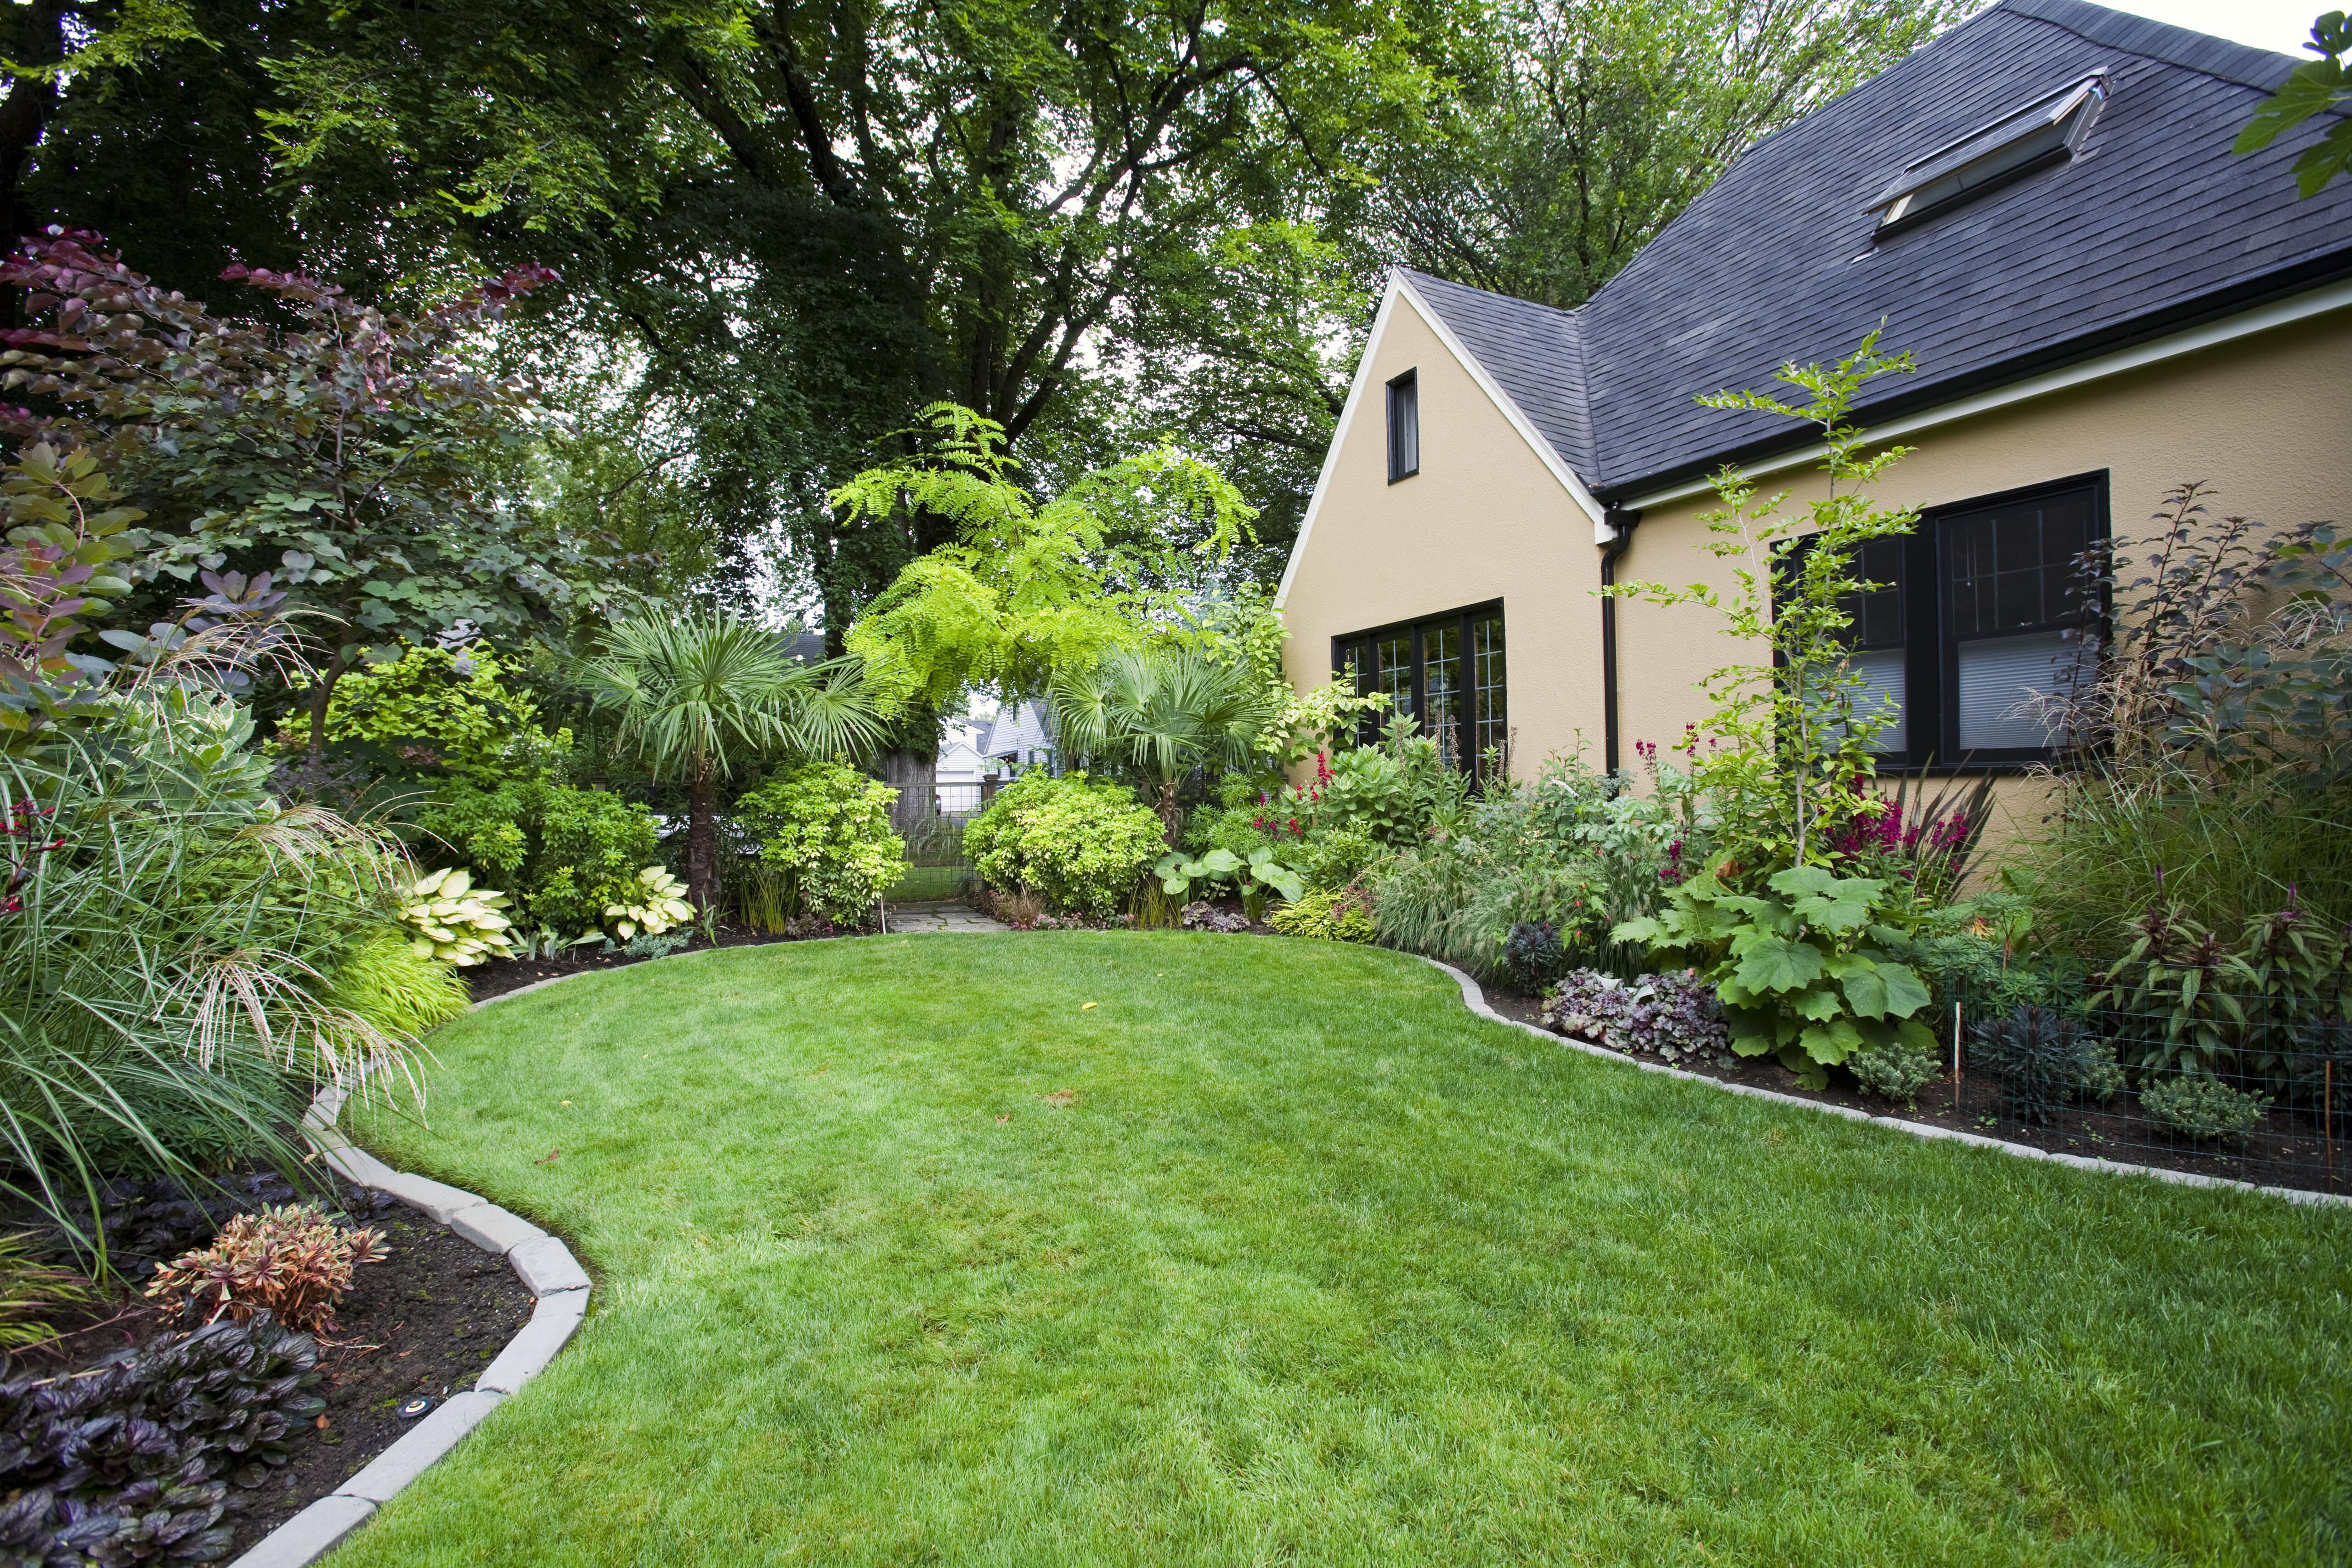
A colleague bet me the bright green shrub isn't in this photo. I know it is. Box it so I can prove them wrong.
[964,770,1163,917]
[283,642,569,783]
[1269,886,1374,942]
[735,763,906,923]
[326,931,469,1037]
[418,781,658,938]
[1296,823,1384,891]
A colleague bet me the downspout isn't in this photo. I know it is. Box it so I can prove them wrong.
[1599,504,1642,777]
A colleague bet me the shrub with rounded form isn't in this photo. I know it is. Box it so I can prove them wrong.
[397,867,516,965]
[735,763,906,922]
[964,770,1163,917]
[326,930,469,1037]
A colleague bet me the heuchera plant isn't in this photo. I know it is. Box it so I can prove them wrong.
[1614,865,1935,1087]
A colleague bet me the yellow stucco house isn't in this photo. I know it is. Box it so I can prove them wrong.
[1278,0,2352,831]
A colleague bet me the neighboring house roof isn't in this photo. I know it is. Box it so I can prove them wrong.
[977,701,1055,766]
[1395,0,2352,506]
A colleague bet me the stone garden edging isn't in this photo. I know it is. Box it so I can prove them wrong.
[1418,956,2352,1213]
[226,987,598,1568]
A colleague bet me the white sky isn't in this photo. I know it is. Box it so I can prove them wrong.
[2099,0,2321,55]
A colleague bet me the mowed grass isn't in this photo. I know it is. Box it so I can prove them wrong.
[337,934,2352,1566]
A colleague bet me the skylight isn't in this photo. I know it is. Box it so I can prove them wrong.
[1871,73,2109,238]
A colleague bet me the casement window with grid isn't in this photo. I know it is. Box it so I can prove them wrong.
[1332,602,1506,778]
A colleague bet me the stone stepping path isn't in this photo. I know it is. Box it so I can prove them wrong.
[887,900,1010,933]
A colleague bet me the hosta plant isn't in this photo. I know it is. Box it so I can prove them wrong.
[0,1313,323,1564]
[1615,866,1934,1088]
[2139,1075,2271,1140]
[604,865,694,940]
[145,1204,386,1333]
[398,866,516,965]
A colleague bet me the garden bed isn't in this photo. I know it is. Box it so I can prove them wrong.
[463,916,883,1001]
[17,1195,536,1561]
[1483,983,2351,1197]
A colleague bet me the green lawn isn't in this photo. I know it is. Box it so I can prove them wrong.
[339,934,2351,1566]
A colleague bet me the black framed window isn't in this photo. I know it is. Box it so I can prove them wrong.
[1787,473,2105,768]
[1333,601,1506,777]
[1386,370,1419,483]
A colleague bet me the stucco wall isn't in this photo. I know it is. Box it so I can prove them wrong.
[1282,293,2352,859]
[1278,292,1598,770]
[1612,303,2352,849]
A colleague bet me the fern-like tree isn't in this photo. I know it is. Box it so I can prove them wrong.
[1052,646,1276,846]
[580,613,883,911]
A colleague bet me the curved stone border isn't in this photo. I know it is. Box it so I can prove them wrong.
[1418,956,2352,1212]
[228,1089,593,1566]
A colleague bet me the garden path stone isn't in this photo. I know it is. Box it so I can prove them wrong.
[226,1495,374,1568]
[888,901,1009,933]
[333,1390,507,1503]
[447,1202,543,1255]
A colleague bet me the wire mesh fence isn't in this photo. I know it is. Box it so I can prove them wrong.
[1949,987,2349,1196]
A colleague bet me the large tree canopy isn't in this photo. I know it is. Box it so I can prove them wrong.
[3,0,1968,631]
[1363,0,1968,310]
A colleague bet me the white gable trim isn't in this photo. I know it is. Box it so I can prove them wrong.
[1274,273,1610,609]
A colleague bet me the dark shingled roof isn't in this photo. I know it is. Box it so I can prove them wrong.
[1399,0,2352,503]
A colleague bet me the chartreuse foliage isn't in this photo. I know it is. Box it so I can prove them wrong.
[418,781,660,940]
[835,405,1256,711]
[342,936,2351,1567]
[1616,865,1935,1087]
[284,643,569,783]
[962,770,1165,917]
[734,763,905,924]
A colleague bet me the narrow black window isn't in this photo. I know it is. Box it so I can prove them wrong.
[1386,370,1419,482]
[1939,480,2100,759]
[1838,536,1909,756]
[1333,601,1504,780]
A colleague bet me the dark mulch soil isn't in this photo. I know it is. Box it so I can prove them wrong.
[466,915,882,1001]
[1483,983,2351,1198]
[21,1200,537,1560]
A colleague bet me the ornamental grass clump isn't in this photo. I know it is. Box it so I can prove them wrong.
[326,930,469,1039]
[145,1204,386,1333]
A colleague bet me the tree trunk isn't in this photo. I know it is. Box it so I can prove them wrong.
[688,767,718,912]
[1156,779,1182,848]
[881,749,934,835]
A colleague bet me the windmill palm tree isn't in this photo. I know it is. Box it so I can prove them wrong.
[581,613,885,911]
[1050,646,1275,845]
